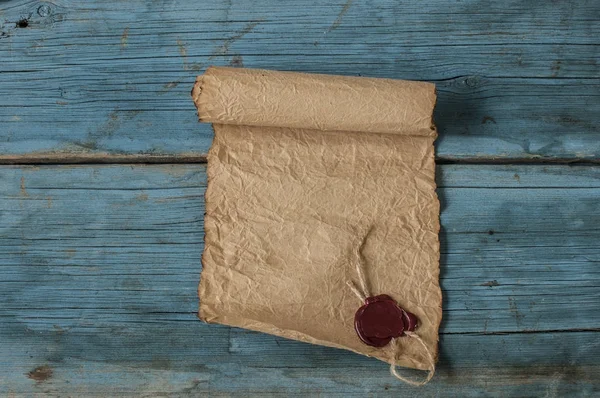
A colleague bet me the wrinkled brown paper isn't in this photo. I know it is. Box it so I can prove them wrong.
[192,67,441,371]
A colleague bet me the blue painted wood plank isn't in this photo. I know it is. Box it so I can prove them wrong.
[1,324,599,396]
[0,164,599,395]
[1,0,598,161]
[0,164,598,335]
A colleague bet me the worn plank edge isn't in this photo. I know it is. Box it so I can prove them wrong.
[2,153,600,165]
[0,153,208,164]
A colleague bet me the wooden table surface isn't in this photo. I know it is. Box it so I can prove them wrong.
[1,1,599,396]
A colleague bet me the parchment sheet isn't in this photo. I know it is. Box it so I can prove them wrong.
[192,67,441,370]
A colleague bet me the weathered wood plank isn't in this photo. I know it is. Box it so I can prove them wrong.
[1,323,599,396]
[0,164,598,395]
[1,0,598,161]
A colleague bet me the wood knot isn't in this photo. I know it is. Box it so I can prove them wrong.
[38,5,52,17]
[27,365,53,382]
[464,76,481,89]
[16,19,29,28]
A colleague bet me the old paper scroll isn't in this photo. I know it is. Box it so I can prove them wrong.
[192,67,441,372]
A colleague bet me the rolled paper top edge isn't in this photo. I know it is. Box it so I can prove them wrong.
[192,66,437,137]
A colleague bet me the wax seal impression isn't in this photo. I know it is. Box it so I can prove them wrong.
[354,295,418,347]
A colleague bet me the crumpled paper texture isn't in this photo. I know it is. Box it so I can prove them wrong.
[192,67,441,370]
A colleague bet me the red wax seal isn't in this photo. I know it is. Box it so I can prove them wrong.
[354,295,405,347]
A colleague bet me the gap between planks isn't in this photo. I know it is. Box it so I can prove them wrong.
[0,154,599,165]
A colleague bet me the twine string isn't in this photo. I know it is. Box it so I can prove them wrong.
[347,281,367,303]
[347,233,436,386]
[353,232,371,300]
[390,334,436,386]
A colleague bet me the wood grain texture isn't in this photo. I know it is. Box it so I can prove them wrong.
[1,0,599,395]
[1,164,598,396]
[1,0,599,161]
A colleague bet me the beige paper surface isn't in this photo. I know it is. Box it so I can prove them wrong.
[192,67,441,371]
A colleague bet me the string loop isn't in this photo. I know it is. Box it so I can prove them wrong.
[389,334,435,386]
[347,234,436,386]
